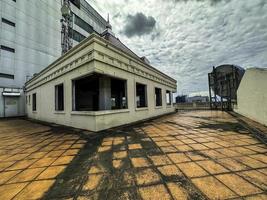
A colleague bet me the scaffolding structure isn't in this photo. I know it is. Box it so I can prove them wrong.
[208,65,245,111]
[61,0,73,55]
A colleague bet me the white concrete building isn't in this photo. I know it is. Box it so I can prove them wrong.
[235,68,267,126]
[0,0,107,117]
[186,96,209,103]
[25,31,177,131]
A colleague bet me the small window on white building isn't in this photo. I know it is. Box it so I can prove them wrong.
[166,90,172,105]
[32,93,36,111]
[136,83,147,108]
[155,87,162,106]
[55,84,64,111]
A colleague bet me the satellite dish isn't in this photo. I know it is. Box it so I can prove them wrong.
[61,3,71,17]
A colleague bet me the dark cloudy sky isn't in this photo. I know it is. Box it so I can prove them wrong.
[87,0,267,95]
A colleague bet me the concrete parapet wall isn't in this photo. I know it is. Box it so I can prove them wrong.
[235,68,267,126]
[175,102,210,110]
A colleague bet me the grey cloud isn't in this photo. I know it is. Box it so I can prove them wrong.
[92,0,267,95]
[122,12,156,37]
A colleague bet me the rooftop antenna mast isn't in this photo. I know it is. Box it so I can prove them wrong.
[61,0,73,55]
[103,13,114,36]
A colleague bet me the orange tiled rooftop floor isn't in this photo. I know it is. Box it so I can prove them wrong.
[0,111,266,200]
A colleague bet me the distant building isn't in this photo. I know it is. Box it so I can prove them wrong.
[186,96,209,103]
[175,95,208,103]
[25,30,177,131]
[0,0,108,117]
[176,95,186,103]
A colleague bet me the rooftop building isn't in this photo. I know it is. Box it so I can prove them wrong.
[25,31,177,131]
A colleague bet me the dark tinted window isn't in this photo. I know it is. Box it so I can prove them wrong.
[70,0,80,8]
[32,93,36,111]
[1,45,15,53]
[2,18,15,27]
[111,78,127,109]
[155,87,162,106]
[55,84,64,111]
[69,28,86,42]
[136,83,147,108]
[74,14,94,33]
[0,73,14,79]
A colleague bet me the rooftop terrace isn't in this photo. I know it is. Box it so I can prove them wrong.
[0,111,266,200]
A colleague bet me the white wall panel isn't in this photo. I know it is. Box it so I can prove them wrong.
[0,54,15,74]
[1,1,16,21]
[235,68,267,126]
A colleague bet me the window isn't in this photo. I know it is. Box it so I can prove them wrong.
[70,0,80,8]
[73,74,99,111]
[2,18,15,27]
[32,93,36,111]
[28,95,31,105]
[155,87,162,107]
[0,45,15,53]
[72,73,128,111]
[0,73,14,79]
[55,84,64,111]
[136,83,147,108]
[69,28,86,42]
[74,14,94,33]
[166,90,172,105]
[111,78,127,109]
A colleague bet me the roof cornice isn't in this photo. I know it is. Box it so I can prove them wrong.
[26,33,177,86]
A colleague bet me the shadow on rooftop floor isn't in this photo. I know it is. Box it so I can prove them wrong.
[42,123,206,200]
